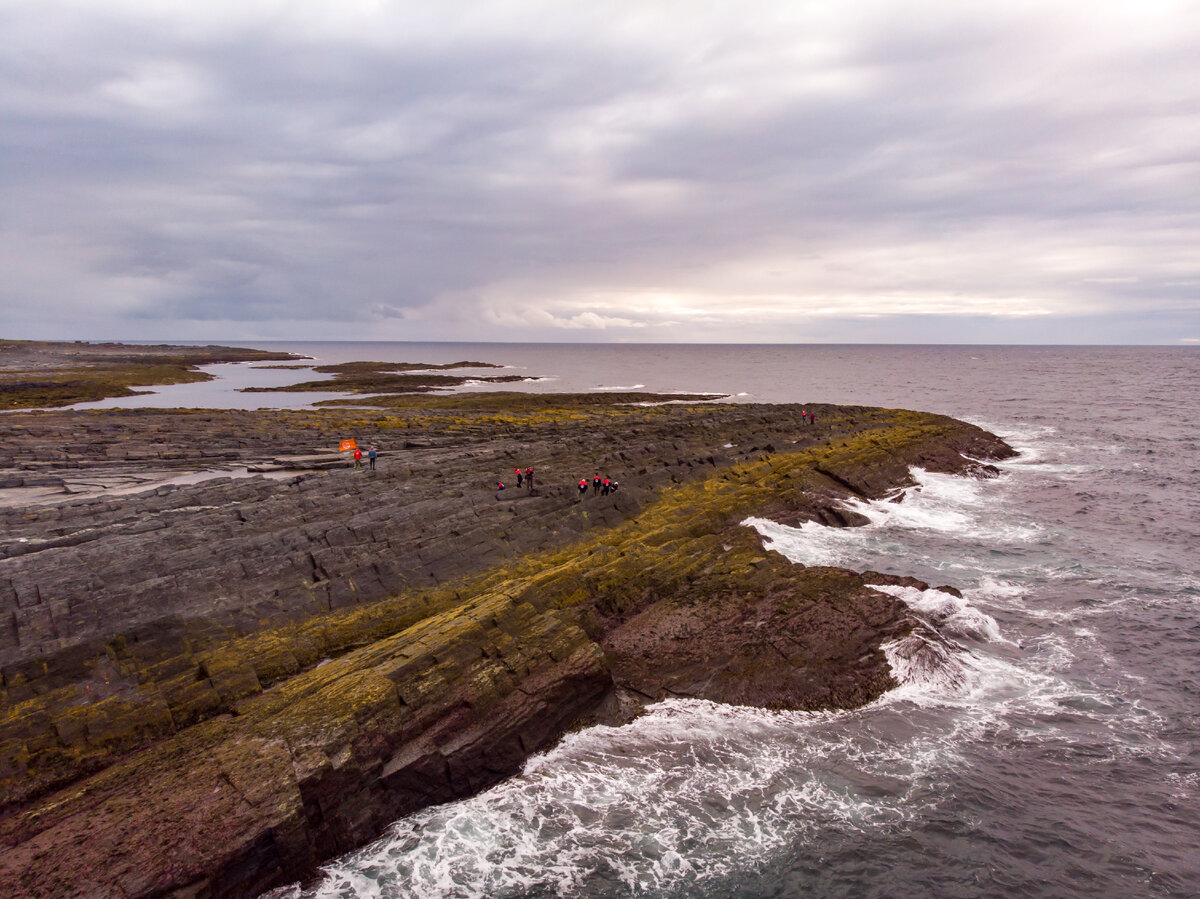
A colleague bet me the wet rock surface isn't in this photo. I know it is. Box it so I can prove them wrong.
[0,396,1013,896]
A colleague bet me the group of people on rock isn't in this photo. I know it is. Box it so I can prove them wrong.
[579,474,618,497]
[352,446,378,470]
[497,467,535,491]
[493,468,620,496]
[801,410,817,425]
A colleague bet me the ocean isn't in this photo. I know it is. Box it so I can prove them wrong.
[80,343,1200,897]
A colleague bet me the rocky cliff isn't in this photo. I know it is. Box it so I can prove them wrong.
[0,394,1013,896]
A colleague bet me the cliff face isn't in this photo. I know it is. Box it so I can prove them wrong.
[0,398,1013,896]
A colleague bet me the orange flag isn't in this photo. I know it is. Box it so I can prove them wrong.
[338,438,358,452]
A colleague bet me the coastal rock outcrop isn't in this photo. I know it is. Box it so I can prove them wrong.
[0,395,1013,896]
[0,340,300,409]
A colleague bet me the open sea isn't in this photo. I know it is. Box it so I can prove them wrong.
[81,343,1200,897]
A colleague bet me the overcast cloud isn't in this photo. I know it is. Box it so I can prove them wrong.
[2,0,1198,342]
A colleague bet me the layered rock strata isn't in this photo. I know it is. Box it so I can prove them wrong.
[0,396,1013,896]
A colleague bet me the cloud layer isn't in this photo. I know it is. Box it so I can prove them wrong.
[3,0,1199,342]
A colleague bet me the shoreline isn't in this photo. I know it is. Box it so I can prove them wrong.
[0,345,1015,896]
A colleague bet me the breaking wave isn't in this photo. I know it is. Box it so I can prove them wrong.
[870,584,1007,645]
[744,463,1046,586]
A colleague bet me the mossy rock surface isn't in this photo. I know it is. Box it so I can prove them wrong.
[0,380,1014,897]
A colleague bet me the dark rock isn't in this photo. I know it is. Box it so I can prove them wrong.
[0,397,1015,896]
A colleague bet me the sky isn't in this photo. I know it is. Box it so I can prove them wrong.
[2,0,1199,344]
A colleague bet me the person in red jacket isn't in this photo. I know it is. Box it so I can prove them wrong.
[353,447,363,469]
[578,478,588,498]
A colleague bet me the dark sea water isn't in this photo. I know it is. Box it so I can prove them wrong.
[107,344,1199,898]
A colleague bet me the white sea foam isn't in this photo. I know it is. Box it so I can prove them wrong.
[284,624,1142,899]
[745,465,1042,583]
[881,634,971,696]
[973,576,1027,602]
[293,692,1012,898]
[743,515,868,568]
[847,467,1041,542]
[289,629,1122,899]
[870,584,1007,644]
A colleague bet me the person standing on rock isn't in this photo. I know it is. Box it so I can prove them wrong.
[353,447,363,469]
[602,477,611,496]
[592,474,601,495]
[578,478,588,498]
[515,468,523,488]
[368,446,377,470]
[525,467,534,490]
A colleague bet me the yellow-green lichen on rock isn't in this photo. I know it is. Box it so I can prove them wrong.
[0,393,1014,897]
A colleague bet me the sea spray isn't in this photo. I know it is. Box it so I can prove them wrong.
[282,692,1007,899]
[746,464,1044,585]
[869,584,1008,644]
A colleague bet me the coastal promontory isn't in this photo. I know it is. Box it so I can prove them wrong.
[0,344,1014,896]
